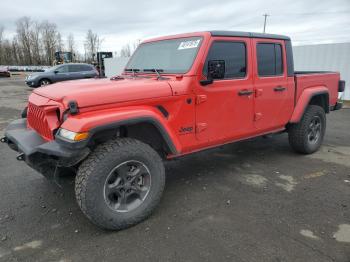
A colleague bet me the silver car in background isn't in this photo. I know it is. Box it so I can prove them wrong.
[25,63,99,88]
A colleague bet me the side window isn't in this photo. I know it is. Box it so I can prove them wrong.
[56,65,68,73]
[204,41,246,79]
[81,65,93,71]
[68,64,81,72]
[257,43,283,76]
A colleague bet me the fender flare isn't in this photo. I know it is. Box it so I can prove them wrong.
[289,86,329,123]
[58,107,181,154]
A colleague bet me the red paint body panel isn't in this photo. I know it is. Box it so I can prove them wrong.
[289,73,340,123]
[61,106,183,152]
[27,93,63,140]
[25,31,342,157]
[33,77,173,109]
[294,72,339,104]
[290,86,329,123]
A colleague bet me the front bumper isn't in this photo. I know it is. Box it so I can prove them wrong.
[25,80,38,87]
[2,119,90,168]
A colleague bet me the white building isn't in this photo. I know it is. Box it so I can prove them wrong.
[293,43,350,100]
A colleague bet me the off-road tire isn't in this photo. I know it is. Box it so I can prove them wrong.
[75,138,165,230]
[288,105,326,154]
[21,107,28,118]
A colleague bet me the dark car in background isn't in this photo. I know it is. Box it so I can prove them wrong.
[0,66,11,77]
[25,63,99,87]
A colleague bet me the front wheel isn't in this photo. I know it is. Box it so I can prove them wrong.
[75,138,165,230]
[288,105,326,154]
[39,78,51,87]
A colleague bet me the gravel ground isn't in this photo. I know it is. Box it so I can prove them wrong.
[0,77,349,262]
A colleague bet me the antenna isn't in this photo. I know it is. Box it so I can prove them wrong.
[263,13,270,33]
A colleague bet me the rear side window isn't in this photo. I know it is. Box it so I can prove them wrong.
[80,64,93,71]
[204,41,246,79]
[68,64,93,72]
[257,43,283,76]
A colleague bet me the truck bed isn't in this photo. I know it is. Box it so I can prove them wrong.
[294,71,340,108]
[294,71,335,75]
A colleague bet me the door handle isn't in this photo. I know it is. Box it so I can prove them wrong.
[274,86,286,92]
[238,89,254,96]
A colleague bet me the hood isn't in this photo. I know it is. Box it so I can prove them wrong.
[33,77,173,108]
[27,71,51,78]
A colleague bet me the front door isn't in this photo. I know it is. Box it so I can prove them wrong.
[194,37,255,147]
[54,65,70,82]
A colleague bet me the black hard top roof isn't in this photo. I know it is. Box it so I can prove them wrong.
[209,31,290,40]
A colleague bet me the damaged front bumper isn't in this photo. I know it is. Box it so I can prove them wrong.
[1,119,90,178]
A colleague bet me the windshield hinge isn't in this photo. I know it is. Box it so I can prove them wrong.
[68,100,79,115]
[196,95,207,105]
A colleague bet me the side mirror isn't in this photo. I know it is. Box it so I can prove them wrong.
[200,60,225,86]
[54,70,59,74]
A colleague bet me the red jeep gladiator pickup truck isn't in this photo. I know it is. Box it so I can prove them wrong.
[2,31,345,230]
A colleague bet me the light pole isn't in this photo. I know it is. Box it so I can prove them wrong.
[263,13,270,33]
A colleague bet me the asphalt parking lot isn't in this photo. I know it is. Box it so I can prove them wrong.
[0,77,349,262]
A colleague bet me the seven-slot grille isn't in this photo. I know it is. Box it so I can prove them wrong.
[27,103,54,140]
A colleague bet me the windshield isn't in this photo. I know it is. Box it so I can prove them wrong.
[126,37,202,74]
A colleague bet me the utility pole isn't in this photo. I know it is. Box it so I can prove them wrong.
[263,13,270,33]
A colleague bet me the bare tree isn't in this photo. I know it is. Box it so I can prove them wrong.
[30,21,42,65]
[11,37,21,65]
[0,26,3,43]
[132,39,141,53]
[56,32,64,52]
[67,33,75,60]
[2,39,14,64]
[16,17,33,65]
[119,40,141,58]
[120,44,131,57]
[41,20,58,65]
[0,26,4,64]
[0,18,105,66]
[85,29,102,63]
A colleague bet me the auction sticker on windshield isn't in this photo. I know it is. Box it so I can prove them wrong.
[178,39,201,50]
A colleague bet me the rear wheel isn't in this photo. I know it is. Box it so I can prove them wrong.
[288,105,326,154]
[75,138,165,230]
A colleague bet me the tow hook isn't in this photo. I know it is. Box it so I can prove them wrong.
[0,137,7,143]
[16,153,25,161]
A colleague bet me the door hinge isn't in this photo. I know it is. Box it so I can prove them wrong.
[196,123,207,133]
[255,88,263,97]
[254,113,262,121]
[196,95,207,105]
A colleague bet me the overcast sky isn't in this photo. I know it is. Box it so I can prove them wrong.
[1,0,350,53]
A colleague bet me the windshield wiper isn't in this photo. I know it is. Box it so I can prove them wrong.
[143,68,164,80]
[124,68,140,77]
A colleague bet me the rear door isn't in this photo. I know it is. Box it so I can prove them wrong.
[194,37,255,145]
[68,64,83,80]
[80,64,97,78]
[252,39,294,132]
